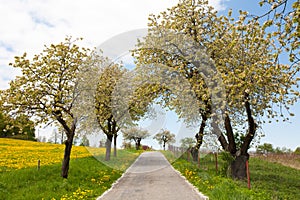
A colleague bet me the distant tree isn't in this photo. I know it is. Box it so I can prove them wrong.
[180,137,196,150]
[256,143,274,154]
[48,129,59,144]
[0,110,35,140]
[294,147,300,155]
[121,140,132,149]
[80,135,90,147]
[42,136,47,143]
[153,129,176,150]
[274,147,283,154]
[122,127,150,150]
[99,138,106,148]
[281,146,292,154]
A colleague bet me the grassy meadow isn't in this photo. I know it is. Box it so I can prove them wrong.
[0,138,140,200]
[163,151,300,200]
[2,138,299,200]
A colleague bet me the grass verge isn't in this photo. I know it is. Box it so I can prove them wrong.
[0,139,141,200]
[163,151,300,200]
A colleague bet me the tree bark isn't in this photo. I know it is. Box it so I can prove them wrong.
[105,134,113,161]
[231,94,257,179]
[224,114,236,155]
[55,112,76,179]
[231,154,249,179]
[61,134,74,178]
[241,97,257,155]
[136,138,141,150]
[113,134,117,157]
[191,120,205,161]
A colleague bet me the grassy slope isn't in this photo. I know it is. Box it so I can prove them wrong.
[0,139,140,200]
[163,151,300,200]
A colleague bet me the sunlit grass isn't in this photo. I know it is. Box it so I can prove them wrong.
[0,138,140,199]
[0,138,104,171]
[163,151,300,200]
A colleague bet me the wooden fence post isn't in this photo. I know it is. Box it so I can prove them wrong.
[215,152,218,173]
[198,151,200,168]
[37,159,40,170]
[246,160,251,189]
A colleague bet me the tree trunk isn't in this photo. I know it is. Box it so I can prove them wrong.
[230,95,256,179]
[192,118,206,161]
[105,134,113,161]
[136,138,141,150]
[224,114,237,154]
[191,147,199,162]
[61,132,75,178]
[231,154,249,179]
[113,134,117,157]
[56,114,77,179]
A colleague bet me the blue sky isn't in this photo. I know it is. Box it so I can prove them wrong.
[0,0,298,150]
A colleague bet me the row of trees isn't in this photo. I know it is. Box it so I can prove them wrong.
[1,0,298,180]
[2,38,165,178]
[256,143,299,154]
[0,36,175,178]
[123,127,176,151]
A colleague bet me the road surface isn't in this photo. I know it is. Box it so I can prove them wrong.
[97,151,208,200]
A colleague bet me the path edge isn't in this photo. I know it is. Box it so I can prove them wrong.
[161,153,209,200]
[96,153,142,200]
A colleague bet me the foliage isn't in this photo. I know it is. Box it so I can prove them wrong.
[256,143,274,154]
[122,126,150,150]
[0,111,35,140]
[94,63,126,161]
[94,64,125,134]
[153,129,176,150]
[94,62,156,160]
[5,37,89,126]
[219,151,235,177]
[295,147,300,155]
[3,36,93,178]
[256,0,300,65]
[180,137,196,150]
[133,0,299,179]
[80,135,90,147]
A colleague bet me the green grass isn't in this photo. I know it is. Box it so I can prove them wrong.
[0,150,140,200]
[163,151,300,200]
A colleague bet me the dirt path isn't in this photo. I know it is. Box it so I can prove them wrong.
[97,151,208,200]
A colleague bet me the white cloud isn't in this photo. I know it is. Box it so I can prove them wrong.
[0,0,227,89]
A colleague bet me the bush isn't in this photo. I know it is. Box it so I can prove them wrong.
[219,151,234,177]
[294,147,300,155]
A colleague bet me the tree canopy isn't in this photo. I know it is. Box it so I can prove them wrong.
[3,37,91,178]
[133,0,299,179]
[122,126,150,150]
[153,129,176,150]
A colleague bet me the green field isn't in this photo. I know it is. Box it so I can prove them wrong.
[0,139,140,200]
[1,139,299,200]
[163,151,300,200]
